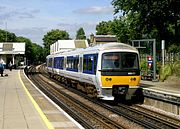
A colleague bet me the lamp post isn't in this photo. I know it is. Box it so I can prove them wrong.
[162,40,165,69]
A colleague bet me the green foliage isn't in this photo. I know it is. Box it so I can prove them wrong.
[16,36,34,64]
[172,61,180,77]
[16,36,46,65]
[110,18,130,43]
[76,27,86,39]
[96,21,113,35]
[159,61,180,81]
[111,0,180,46]
[168,44,180,53]
[31,43,45,64]
[140,59,147,71]
[0,29,16,42]
[43,29,69,55]
[159,64,172,81]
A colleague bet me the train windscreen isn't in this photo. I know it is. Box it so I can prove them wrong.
[102,52,139,70]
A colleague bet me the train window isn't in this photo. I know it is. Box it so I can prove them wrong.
[83,54,98,74]
[88,56,93,71]
[83,57,87,71]
[48,58,53,67]
[54,57,58,68]
[102,52,139,70]
[54,57,64,69]
[121,53,138,69]
[59,59,64,69]
[59,57,64,69]
[66,56,79,72]
[102,53,120,69]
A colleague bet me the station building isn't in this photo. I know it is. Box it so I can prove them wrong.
[0,42,25,68]
[89,34,118,46]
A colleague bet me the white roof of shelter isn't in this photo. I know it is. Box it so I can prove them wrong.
[0,42,25,55]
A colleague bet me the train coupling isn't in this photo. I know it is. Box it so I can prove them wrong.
[112,85,129,95]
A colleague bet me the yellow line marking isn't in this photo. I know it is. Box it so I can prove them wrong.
[18,70,54,129]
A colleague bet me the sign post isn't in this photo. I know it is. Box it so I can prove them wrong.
[161,40,165,69]
[131,39,157,81]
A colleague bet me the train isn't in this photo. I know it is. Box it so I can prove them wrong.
[46,42,143,102]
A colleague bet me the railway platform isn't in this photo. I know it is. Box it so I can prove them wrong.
[140,79,180,115]
[0,69,83,129]
[140,79,180,96]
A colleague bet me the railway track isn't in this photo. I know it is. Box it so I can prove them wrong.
[69,84,180,129]
[111,104,180,129]
[27,65,180,129]
[28,66,127,129]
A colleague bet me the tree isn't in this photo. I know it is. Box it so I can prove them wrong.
[16,36,34,64]
[110,18,130,43]
[111,0,180,47]
[0,29,16,42]
[76,27,86,39]
[31,43,45,64]
[43,29,69,55]
[16,36,46,64]
[96,21,113,35]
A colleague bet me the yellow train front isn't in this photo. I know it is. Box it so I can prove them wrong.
[95,43,142,102]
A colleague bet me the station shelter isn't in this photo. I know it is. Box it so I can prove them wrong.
[0,42,25,68]
[89,34,117,46]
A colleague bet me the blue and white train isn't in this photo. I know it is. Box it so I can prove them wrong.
[46,43,143,101]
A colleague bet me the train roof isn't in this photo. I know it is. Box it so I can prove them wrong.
[89,42,137,51]
[47,42,138,57]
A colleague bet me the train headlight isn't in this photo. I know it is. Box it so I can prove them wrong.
[130,77,136,81]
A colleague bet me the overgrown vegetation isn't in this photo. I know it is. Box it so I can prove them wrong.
[159,61,180,81]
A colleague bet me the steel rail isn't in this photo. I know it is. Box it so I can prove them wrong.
[28,67,126,129]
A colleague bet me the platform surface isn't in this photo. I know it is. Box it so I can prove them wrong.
[0,69,48,129]
[0,69,82,129]
[140,79,180,96]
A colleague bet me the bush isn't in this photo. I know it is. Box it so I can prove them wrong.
[140,59,147,71]
[159,60,180,81]
[168,44,180,53]
[172,60,180,77]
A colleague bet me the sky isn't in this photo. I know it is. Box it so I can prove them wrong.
[0,0,116,46]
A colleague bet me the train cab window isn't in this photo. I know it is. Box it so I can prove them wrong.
[102,53,120,69]
[102,52,139,70]
[83,54,98,74]
[122,53,138,69]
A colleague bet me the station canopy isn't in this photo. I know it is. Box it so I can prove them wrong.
[0,42,25,55]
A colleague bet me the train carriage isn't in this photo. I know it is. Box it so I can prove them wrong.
[46,42,143,102]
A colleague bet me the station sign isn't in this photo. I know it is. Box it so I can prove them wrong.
[147,56,153,69]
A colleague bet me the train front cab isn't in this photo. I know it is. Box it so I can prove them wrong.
[97,51,143,102]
